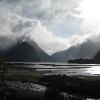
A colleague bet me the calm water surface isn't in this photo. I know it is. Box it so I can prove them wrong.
[9,62,100,76]
[7,62,100,100]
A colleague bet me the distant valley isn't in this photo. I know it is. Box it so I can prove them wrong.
[0,37,100,63]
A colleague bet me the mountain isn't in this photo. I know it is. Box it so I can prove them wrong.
[52,39,100,62]
[0,37,100,63]
[0,37,52,62]
[68,49,100,64]
[93,50,100,63]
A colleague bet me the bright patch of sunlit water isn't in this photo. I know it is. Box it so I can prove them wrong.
[8,62,100,100]
[86,66,100,75]
[9,62,100,76]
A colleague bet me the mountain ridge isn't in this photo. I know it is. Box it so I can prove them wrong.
[0,37,52,62]
[52,39,100,62]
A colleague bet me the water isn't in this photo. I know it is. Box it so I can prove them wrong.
[8,62,100,76]
[6,62,100,100]
[7,81,46,92]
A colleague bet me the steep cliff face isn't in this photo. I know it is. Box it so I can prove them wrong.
[1,38,52,62]
[5,41,41,62]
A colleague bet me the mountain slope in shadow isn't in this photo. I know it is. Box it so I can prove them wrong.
[52,39,99,62]
[4,38,52,62]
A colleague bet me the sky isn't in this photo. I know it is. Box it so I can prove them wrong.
[0,0,100,55]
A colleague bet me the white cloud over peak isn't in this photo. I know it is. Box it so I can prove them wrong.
[0,5,68,54]
[0,0,100,54]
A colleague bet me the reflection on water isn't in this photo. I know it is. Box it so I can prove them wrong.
[86,66,100,75]
[54,65,100,76]
[7,81,46,92]
[35,64,100,76]
[11,62,100,76]
[37,64,100,76]
[6,62,100,100]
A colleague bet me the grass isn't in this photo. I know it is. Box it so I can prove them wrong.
[2,63,100,100]
[5,73,41,82]
[83,75,100,81]
[0,65,43,82]
[0,69,45,100]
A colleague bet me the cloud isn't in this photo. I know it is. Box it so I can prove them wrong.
[29,23,67,54]
[0,0,80,18]
[0,5,68,54]
[0,0,100,55]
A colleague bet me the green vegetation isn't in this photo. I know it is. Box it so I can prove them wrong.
[84,75,100,81]
[40,74,100,99]
[4,73,41,82]
[1,58,100,100]
[68,49,100,64]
